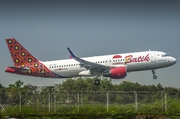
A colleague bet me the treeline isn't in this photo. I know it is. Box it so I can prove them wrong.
[0,78,180,118]
[0,78,179,93]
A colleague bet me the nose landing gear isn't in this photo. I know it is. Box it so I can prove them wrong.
[152,70,157,79]
[153,75,157,79]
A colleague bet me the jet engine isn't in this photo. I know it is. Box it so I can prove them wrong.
[104,66,127,79]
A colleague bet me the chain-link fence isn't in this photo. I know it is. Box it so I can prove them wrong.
[0,91,180,114]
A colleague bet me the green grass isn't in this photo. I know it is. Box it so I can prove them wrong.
[1,101,180,119]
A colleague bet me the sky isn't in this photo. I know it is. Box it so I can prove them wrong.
[0,0,180,87]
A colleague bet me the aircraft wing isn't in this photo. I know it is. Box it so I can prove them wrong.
[67,48,109,73]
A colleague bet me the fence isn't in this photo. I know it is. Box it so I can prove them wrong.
[0,91,180,114]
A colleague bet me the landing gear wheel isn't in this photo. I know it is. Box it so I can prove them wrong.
[152,70,157,79]
[153,75,157,79]
[94,79,100,86]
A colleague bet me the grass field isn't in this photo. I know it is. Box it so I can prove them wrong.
[1,102,180,119]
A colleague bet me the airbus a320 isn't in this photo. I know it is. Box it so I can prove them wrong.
[5,38,176,85]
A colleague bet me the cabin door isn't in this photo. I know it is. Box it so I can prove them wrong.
[151,52,157,62]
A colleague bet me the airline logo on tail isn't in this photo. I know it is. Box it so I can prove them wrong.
[5,38,64,78]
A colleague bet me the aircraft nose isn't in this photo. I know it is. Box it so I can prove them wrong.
[171,57,177,64]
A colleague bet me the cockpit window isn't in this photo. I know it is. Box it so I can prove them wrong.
[162,54,170,57]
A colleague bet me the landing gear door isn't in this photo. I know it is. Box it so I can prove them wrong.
[151,52,157,62]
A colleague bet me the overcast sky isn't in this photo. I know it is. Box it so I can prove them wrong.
[0,0,180,87]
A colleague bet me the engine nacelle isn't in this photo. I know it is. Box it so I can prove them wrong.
[79,70,91,76]
[104,66,127,79]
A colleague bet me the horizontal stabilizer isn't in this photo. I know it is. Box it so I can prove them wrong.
[6,66,30,73]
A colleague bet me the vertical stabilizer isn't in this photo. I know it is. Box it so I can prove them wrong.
[6,38,38,66]
[5,38,60,78]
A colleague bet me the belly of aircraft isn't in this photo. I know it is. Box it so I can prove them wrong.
[52,68,85,77]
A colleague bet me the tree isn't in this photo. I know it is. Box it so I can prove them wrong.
[6,80,24,105]
[61,78,75,91]
[15,80,24,88]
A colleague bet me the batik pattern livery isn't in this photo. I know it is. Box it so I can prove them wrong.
[6,38,59,78]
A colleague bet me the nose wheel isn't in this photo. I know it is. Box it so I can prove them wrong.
[152,70,157,79]
[153,75,157,79]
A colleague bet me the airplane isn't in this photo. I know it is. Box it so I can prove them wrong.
[5,38,176,85]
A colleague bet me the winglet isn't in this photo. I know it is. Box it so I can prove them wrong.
[67,48,76,58]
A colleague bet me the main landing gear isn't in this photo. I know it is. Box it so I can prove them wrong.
[152,69,157,79]
[94,76,102,86]
[94,78,100,86]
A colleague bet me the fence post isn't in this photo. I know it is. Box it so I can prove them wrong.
[37,98,39,112]
[81,90,83,106]
[134,91,138,111]
[107,91,109,112]
[54,94,56,112]
[48,92,50,112]
[19,91,21,113]
[165,92,167,111]
[51,94,53,112]
[77,92,79,112]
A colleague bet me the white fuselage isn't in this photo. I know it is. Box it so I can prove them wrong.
[41,50,176,78]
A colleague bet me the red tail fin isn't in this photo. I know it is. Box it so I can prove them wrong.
[6,38,38,66]
[5,38,59,78]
